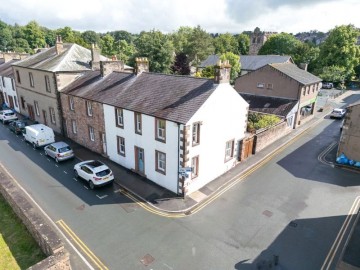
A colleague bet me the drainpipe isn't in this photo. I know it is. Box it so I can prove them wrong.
[177,123,181,197]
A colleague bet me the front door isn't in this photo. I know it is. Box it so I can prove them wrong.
[134,146,145,174]
[27,104,35,120]
[42,110,47,125]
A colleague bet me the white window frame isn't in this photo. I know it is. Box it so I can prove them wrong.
[117,136,125,156]
[45,75,51,93]
[34,101,40,116]
[225,140,234,161]
[86,101,93,116]
[29,72,34,87]
[69,96,74,111]
[49,107,56,124]
[89,126,95,141]
[192,122,200,145]
[116,108,124,127]
[257,83,264,88]
[135,112,142,134]
[156,118,166,141]
[72,120,77,134]
[191,155,199,179]
[156,150,166,174]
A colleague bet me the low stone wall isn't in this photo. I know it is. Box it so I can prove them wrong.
[0,163,71,270]
[254,120,292,152]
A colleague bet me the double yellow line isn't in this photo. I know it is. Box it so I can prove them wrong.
[56,219,108,270]
[321,196,360,270]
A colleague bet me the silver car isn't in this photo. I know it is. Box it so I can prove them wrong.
[44,142,74,162]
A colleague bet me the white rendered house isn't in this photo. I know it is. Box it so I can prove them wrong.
[0,59,21,112]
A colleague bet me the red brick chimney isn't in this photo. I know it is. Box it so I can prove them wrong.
[214,60,231,84]
[55,35,63,55]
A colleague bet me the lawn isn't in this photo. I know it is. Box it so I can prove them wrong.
[0,194,46,270]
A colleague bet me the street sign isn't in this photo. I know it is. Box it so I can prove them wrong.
[180,172,189,178]
[179,167,192,173]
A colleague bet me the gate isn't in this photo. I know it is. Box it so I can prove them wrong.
[239,136,255,161]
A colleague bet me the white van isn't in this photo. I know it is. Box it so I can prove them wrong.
[23,124,55,148]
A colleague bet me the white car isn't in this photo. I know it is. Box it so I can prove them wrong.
[0,109,18,124]
[74,160,114,189]
[330,108,346,119]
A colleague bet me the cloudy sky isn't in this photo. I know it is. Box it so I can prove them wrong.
[0,0,359,34]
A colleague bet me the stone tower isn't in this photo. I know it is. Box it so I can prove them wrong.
[249,27,277,55]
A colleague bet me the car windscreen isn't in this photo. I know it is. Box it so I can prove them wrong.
[5,113,15,116]
[59,146,71,153]
[96,169,111,177]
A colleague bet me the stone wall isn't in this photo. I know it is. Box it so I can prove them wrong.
[0,163,71,270]
[254,120,292,152]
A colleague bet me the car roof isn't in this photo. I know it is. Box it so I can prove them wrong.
[1,109,14,113]
[50,141,70,148]
[82,160,108,171]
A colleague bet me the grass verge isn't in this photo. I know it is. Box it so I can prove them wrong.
[0,193,46,270]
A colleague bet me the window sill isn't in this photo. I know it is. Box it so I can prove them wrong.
[155,137,166,143]
[156,169,166,175]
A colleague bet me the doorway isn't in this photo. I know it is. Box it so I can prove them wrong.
[134,146,145,175]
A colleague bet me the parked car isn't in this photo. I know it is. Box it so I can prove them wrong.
[8,120,27,134]
[23,124,55,148]
[330,108,346,119]
[0,109,18,124]
[44,142,75,163]
[74,160,114,189]
[322,82,334,89]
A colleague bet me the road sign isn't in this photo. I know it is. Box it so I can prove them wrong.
[180,172,189,178]
[179,167,192,173]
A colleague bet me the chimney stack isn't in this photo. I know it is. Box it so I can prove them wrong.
[134,57,149,75]
[100,60,125,77]
[55,35,63,55]
[214,60,231,84]
[298,63,308,71]
[90,43,101,70]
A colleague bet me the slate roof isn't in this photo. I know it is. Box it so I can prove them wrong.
[241,55,293,71]
[62,71,217,124]
[13,43,109,72]
[199,54,293,71]
[0,59,19,77]
[270,63,322,85]
[240,93,298,117]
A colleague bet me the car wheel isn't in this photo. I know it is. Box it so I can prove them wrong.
[89,181,95,190]
[32,142,36,149]
[55,157,59,163]
[74,170,79,178]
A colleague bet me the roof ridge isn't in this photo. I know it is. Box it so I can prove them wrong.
[51,44,75,71]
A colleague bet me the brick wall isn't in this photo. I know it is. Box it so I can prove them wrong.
[0,164,71,270]
[61,93,105,155]
[255,120,292,152]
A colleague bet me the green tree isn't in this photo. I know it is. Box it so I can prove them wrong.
[236,33,250,55]
[81,30,101,45]
[57,26,75,42]
[247,113,281,131]
[213,33,238,54]
[171,52,190,75]
[171,26,193,54]
[100,34,116,57]
[134,30,174,73]
[0,25,13,51]
[23,20,46,49]
[186,26,214,65]
[317,24,360,79]
[43,28,56,46]
[293,42,320,70]
[258,33,301,57]
[199,65,215,78]
[319,66,347,83]
[116,39,136,64]
[108,30,134,43]
[220,52,241,82]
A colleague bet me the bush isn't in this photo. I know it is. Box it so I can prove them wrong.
[247,112,281,131]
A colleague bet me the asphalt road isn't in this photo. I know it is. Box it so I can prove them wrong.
[1,92,360,270]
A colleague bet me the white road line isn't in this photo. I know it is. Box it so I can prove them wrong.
[40,153,43,156]
[114,189,122,193]
[47,159,51,162]
[84,186,89,189]
[73,178,78,181]
[63,171,68,174]
[0,163,94,270]
[55,164,59,167]
[96,195,108,199]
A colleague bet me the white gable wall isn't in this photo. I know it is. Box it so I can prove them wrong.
[184,83,248,194]
[0,76,20,112]
[104,105,180,193]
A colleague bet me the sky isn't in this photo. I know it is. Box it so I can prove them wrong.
[0,0,359,34]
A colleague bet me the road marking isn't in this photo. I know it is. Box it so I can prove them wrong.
[64,171,68,174]
[0,163,94,270]
[73,178,78,181]
[96,195,108,199]
[113,188,123,193]
[55,164,59,167]
[321,196,360,270]
[84,186,89,190]
[57,219,108,270]
[47,159,50,162]
[318,141,337,166]
[40,153,43,156]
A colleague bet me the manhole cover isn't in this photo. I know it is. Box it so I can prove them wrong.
[262,210,273,217]
[140,254,154,266]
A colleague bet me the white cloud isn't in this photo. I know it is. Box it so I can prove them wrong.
[0,0,358,33]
